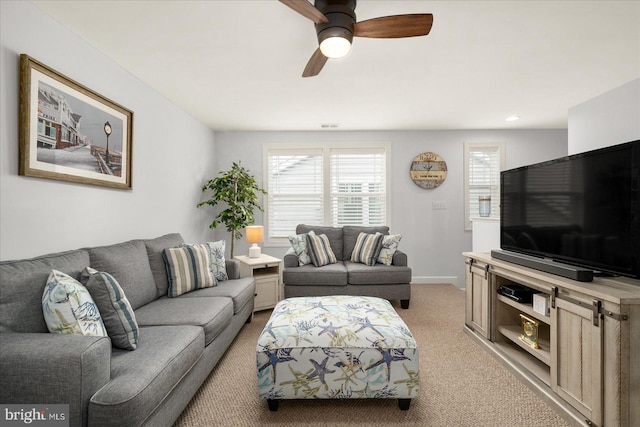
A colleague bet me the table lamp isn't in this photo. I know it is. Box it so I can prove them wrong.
[246,225,264,258]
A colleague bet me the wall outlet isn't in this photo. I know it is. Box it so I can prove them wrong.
[432,201,447,210]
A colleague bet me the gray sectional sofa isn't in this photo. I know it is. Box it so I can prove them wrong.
[0,233,255,427]
[283,225,412,308]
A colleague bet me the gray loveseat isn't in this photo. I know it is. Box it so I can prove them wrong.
[0,233,255,427]
[283,225,412,308]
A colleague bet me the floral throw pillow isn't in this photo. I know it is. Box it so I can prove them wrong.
[288,233,311,266]
[377,233,402,265]
[206,240,228,281]
[42,270,107,337]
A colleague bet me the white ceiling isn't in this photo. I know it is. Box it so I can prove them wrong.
[32,0,639,132]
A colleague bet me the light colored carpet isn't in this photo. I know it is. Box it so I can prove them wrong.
[173,284,570,426]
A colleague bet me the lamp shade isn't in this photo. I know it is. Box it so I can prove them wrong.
[246,225,264,244]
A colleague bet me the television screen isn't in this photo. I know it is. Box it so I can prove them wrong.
[501,140,640,279]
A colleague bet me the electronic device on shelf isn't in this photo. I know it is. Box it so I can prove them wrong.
[499,140,640,281]
[497,284,539,304]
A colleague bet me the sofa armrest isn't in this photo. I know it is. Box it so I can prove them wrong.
[225,258,240,280]
[392,250,408,267]
[0,333,111,427]
[284,247,299,268]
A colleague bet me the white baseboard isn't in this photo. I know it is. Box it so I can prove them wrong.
[411,276,459,286]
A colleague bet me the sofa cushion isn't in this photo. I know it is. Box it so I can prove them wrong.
[283,262,348,286]
[307,231,338,267]
[89,325,203,427]
[42,270,108,337]
[0,249,90,333]
[143,233,184,297]
[164,244,216,297]
[83,268,139,350]
[344,261,412,285]
[134,297,233,345]
[89,240,157,310]
[297,224,343,260]
[179,277,255,314]
[350,232,384,266]
[343,226,389,262]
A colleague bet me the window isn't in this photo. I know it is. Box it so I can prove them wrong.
[463,142,505,230]
[265,144,389,243]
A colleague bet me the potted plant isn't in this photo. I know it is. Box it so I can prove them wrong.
[197,162,267,257]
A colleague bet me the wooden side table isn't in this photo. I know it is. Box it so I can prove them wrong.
[234,254,282,312]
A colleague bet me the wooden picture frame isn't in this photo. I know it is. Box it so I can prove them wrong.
[19,54,133,189]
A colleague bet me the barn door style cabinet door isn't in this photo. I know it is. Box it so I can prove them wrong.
[551,292,603,425]
[465,258,490,339]
[463,252,640,427]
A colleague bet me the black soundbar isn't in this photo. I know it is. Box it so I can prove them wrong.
[490,250,594,282]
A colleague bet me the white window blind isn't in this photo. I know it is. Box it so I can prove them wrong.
[330,148,386,226]
[265,145,388,242]
[267,149,323,240]
[464,142,505,230]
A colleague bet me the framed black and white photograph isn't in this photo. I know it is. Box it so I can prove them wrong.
[19,54,133,189]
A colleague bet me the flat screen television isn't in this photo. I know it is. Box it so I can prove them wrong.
[498,140,640,280]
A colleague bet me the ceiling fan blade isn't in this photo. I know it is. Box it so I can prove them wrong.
[279,0,329,24]
[302,48,328,77]
[354,14,433,38]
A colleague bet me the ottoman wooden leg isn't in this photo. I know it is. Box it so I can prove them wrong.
[400,299,410,309]
[267,400,279,411]
[398,398,411,410]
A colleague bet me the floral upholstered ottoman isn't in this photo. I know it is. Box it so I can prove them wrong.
[256,295,419,411]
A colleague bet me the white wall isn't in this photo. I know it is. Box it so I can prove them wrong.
[568,78,640,154]
[214,130,567,287]
[0,1,217,260]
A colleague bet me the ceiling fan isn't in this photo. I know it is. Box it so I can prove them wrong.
[280,0,433,77]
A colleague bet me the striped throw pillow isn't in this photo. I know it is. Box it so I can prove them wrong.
[84,267,139,351]
[351,232,384,266]
[306,230,337,267]
[163,243,217,297]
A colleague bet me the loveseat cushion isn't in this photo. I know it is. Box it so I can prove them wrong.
[0,249,90,333]
[89,240,157,310]
[283,262,348,286]
[134,297,233,345]
[88,325,203,427]
[344,261,412,285]
[179,277,255,314]
[297,224,344,260]
[343,226,389,261]
[143,233,184,297]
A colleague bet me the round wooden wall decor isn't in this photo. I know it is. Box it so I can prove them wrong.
[410,152,448,189]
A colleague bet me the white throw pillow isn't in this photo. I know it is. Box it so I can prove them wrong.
[377,234,402,265]
[288,233,311,266]
[42,270,107,337]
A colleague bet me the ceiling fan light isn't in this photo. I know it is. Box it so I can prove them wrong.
[320,36,351,58]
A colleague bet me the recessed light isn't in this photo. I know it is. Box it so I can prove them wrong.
[505,115,520,122]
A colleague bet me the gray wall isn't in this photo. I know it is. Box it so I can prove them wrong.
[0,1,217,260]
[214,130,568,287]
[568,78,640,154]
